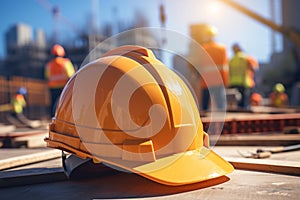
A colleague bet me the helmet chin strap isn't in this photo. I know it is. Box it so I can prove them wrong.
[62,151,91,178]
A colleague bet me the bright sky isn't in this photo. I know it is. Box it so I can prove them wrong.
[0,0,282,63]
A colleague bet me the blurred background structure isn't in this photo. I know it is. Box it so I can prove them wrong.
[1,2,300,197]
[0,0,299,121]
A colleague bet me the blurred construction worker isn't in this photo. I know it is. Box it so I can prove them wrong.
[0,87,27,113]
[11,87,27,115]
[269,83,288,107]
[196,24,229,111]
[229,43,258,109]
[45,44,75,116]
[6,87,32,127]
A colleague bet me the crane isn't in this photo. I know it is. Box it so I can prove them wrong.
[218,0,300,48]
[36,0,81,43]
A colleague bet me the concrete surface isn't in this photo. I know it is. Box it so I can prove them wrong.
[0,146,300,199]
[0,169,299,200]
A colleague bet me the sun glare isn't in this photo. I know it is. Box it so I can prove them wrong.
[208,2,221,15]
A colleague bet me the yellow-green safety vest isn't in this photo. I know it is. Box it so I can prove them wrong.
[229,52,252,88]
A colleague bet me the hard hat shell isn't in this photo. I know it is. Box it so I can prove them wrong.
[193,24,217,37]
[17,87,27,95]
[206,24,218,37]
[232,43,242,52]
[45,45,233,186]
[51,44,65,57]
[190,24,218,44]
[274,83,285,93]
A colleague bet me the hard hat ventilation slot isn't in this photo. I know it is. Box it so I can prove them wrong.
[122,139,156,162]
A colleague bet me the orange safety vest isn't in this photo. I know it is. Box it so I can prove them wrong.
[46,57,75,88]
[200,41,229,88]
[269,92,288,107]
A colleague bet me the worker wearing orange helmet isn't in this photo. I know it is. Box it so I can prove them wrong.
[193,24,229,111]
[45,44,75,116]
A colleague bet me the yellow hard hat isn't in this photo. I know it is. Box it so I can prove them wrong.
[51,44,65,57]
[274,83,285,93]
[191,23,217,37]
[45,45,233,186]
[206,24,218,37]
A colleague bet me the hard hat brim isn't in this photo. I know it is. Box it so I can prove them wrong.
[100,146,234,186]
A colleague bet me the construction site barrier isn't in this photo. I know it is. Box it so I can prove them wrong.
[202,113,300,134]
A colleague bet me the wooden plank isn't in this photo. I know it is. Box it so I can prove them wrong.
[0,129,47,138]
[0,124,15,134]
[12,131,48,148]
[0,129,48,148]
[0,149,61,170]
[211,133,300,146]
[250,106,298,114]
[226,156,300,176]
